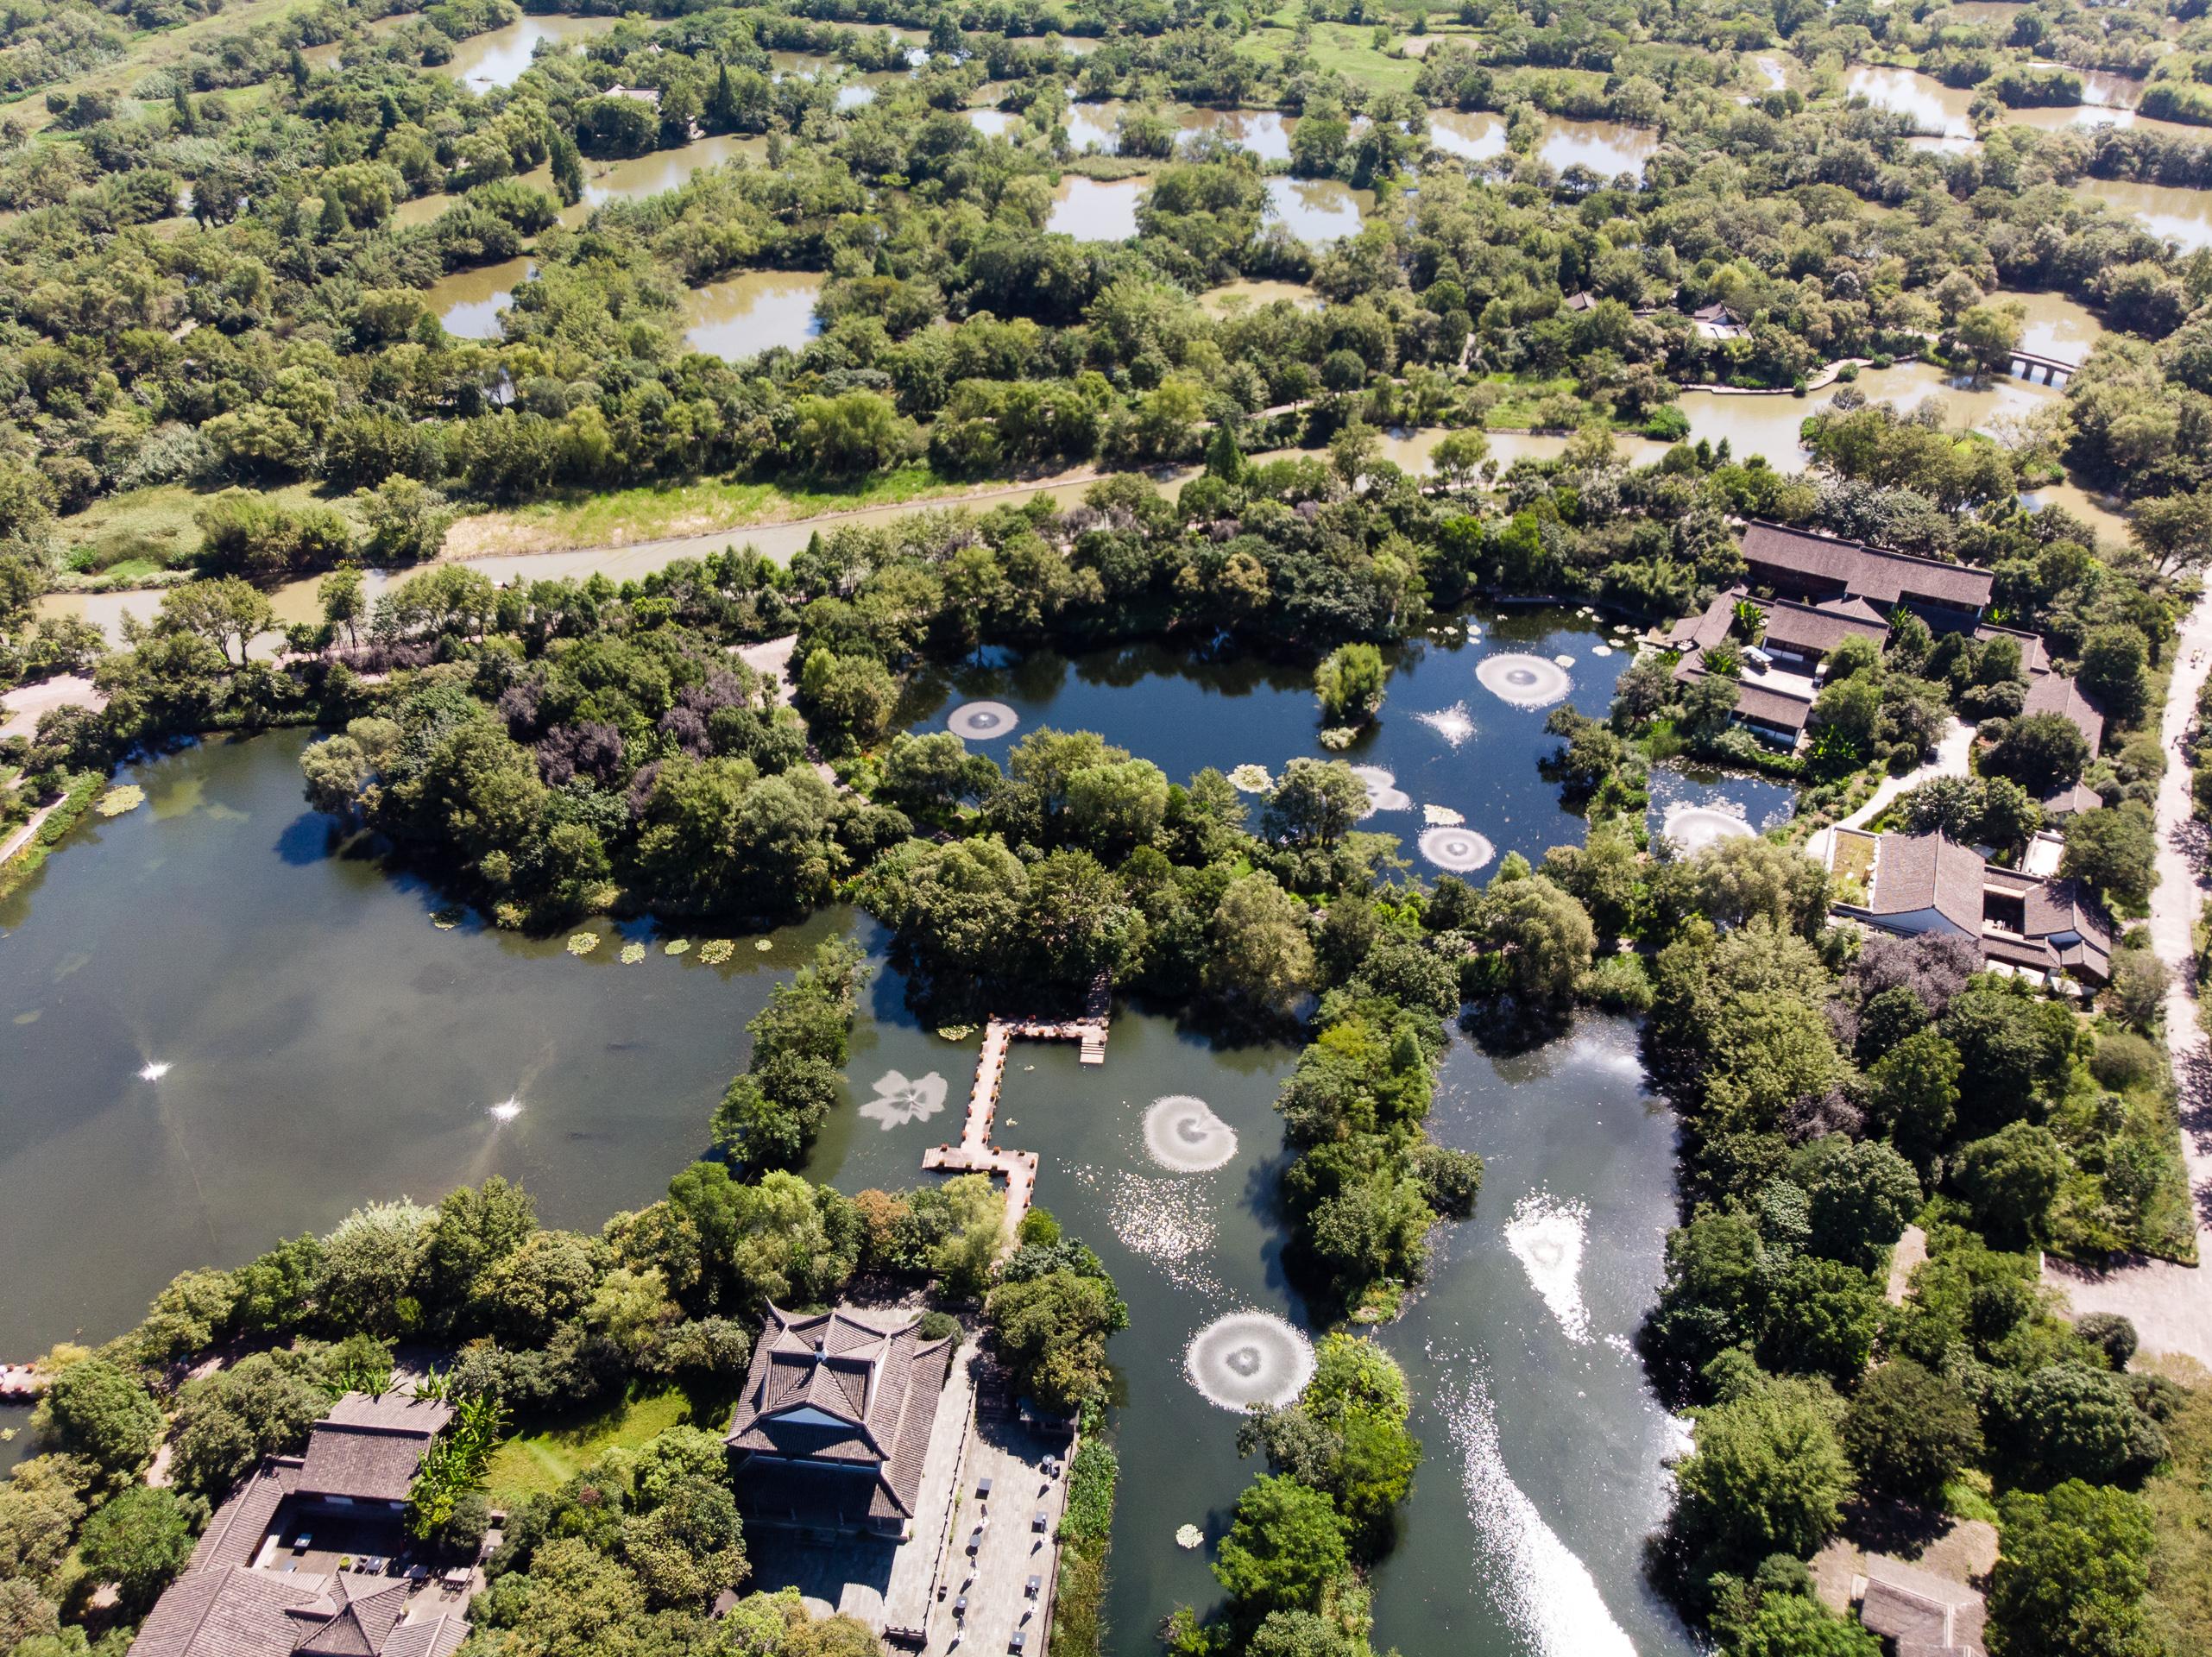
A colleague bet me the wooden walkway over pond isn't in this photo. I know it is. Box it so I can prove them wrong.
[921,977,1111,1249]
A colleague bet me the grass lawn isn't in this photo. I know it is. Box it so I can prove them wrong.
[485,1389,696,1509]
[54,481,358,577]
[5,0,312,132]
[444,461,1089,557]
[1245,15,1426,93]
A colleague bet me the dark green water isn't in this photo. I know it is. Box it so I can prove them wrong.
[2,677,1701,1654]
[0,730,838,1353]
[907,608,1794,866]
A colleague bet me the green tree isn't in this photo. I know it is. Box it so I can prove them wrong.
[1212,1475,1352,1621]
[1988,1479,2158,1657]
[1841,1358,1982,1502]
[1988,1364,2166,1487]
[35,1359,164,1484]
[1206,873,1317,1016]
[985,1268,1127,1413]
[1728,1591,1881,1657]
[2059,806,2157,909]
[1264,759,1368,847]
[150,577,274,667]
[1314,643,1387,725]
[1795,1137,1922,1270]
[76,1486,193,1611]
[1956,1122,2066,1248]
[168,1351,329,1499]
[1673,1374,1849,1574]
[1982,712,2090,796]
[1757,1255,1882,1389]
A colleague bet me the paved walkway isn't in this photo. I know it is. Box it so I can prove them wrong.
[2042,591,2212,1364]
[0,793,68,869]
[0,673,103,740]
[1802,718,1973,867]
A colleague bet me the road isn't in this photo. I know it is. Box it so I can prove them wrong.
[2042,591,2212,1367]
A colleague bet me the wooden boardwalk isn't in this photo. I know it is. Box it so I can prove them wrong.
[921,979,1112,1248]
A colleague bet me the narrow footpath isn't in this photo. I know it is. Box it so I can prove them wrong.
[2042,591,2212,1366]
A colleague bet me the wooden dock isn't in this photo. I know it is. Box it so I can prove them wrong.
[921,981,1113,1248]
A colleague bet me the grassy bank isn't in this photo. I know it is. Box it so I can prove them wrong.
[1050,1438,1119,1657]
[439,462,1099,558]
[0,770,104,901]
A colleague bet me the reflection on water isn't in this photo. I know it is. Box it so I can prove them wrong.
[1049,174,1144,239]
[1369,1022,1694,1657]
[1431,109,1509,162]
[901,616,1795,865]
[1063,99,1122,152]
[425,255,533,338]
[1539,118,1658,176]
[967,106,1020,137]
[398,135,771,230]
[1846,65,1975,137]
[437,15,618,91]
[0,731,846,1354]
[2082,177,2212,254]
[1265,176,1369,242]
[1993,287,2104,362]
[1179,107,1295,162]
[581,134,767,206]
[3,721,1708,1657]
[1850,61,2210,145]
[683,271,825,360]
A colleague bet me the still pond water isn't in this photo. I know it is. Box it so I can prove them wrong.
[0,627,1717,1654]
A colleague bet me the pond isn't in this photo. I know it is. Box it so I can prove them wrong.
[1049,175,1145,239]
[1848,62,2211,144]
[0,726,1700,1657]
[1538,118,1659,177]
[900,610,1798,871]
[394,135,772,232]
[2080,176,2212,255]
[1844,65,1975,139]
[1994,287,2105,362]
[682,270,826,360]
[0,729,846,1357]
[1180,107,1295,163]
[1265,177,1371,243]
[1430,109,1509,162]
[425,255,533,339]
[436,14,619,91]
[1367,1022,1695,1657]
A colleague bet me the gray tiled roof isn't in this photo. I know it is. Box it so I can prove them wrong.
[1741,521,1994,611]
[728,1305,954,1524]
[2022,671,2105,755]
[1858,1557,1983,1654]
[299,1394,450,1503]
[1756,595,1888,658]
[127,1566,322,1657]
[1867,831,1986,934]
[188,1457,302,1572]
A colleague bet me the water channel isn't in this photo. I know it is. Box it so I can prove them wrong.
[39,353,2127,646]
[433,14,619,91]
[0,629,1707,1656]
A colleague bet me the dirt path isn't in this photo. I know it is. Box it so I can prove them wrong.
[2042,591,2212,1364]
